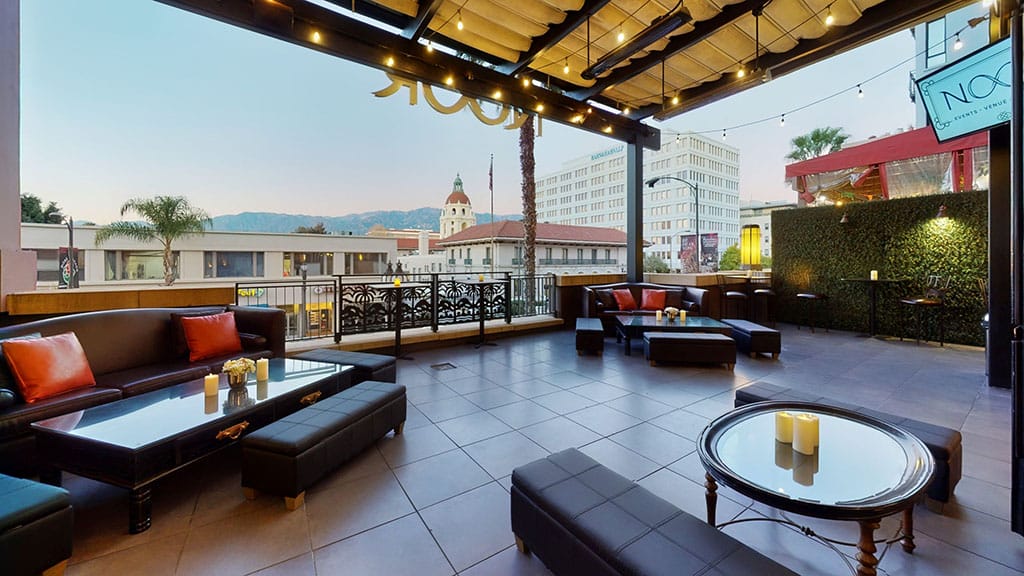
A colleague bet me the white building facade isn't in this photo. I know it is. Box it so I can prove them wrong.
[534,133,740,272]
[739,200,797,260]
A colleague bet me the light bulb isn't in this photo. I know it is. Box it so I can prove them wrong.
[426,40,434,53]
[563,59,570,74]
[671,95,680,105]
[386,56,395,67]
[737,66,746,78]
[536,103,544,112]
[456,11,463,31]
[780,114,785,127]
[825,8,834,26]
[311,31,321,43]
[602,126,613,134]
[722,129,727,140]
[954,34,963,50]
[445,75,454,86]
[622,106,630,115]
[522,77,530,88]
[617,29,626,43]
[493,89,502,99]
[857,84,864,98]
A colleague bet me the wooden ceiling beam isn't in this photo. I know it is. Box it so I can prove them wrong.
[499,0,614,76]
[402,0,445,42]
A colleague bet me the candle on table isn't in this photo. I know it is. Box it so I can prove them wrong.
[870,270,878,281]
[393,278,401,287]
[680,310,687,322]
[793,413,819,455]
[656,310,663,322]
[204,373,219,396]
[256,358,269,381]
[774,411,794,443]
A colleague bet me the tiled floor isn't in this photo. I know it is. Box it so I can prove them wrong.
[61,324,1023,575]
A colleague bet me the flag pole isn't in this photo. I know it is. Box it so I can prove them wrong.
[490,154,495,276]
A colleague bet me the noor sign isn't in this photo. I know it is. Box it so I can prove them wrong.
[916,37,1012,143]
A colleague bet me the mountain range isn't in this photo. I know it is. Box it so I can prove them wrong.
[210,208,521,235]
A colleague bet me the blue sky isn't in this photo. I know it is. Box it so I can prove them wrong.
[21,0,925,224]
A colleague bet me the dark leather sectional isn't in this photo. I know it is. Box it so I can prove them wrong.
[583,282,709,336]
[0,305,284,477]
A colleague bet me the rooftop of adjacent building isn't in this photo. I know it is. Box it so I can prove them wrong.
[438,221,627,246]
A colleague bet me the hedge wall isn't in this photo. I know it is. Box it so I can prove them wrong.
[772,190,988,346]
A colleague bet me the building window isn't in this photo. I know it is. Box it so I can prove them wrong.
[283,252,333,276]
[32,249,86,283]
[204,251,264,278]
[104,250,178,281]
[926,19,946,69]
[343,252,386,275]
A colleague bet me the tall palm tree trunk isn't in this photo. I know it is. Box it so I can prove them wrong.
[519,116,537,309]
[163,240,175,286]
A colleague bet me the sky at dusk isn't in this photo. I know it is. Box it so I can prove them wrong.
[21,0,925,225]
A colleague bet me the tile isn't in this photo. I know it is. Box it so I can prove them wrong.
[248,553,316,576]
[405,382,460,405]
[378,424,458,468]
[488,399,558,429]
[520,416,602,453]
[437,410,513,446]
[313,514,452,576]
[463,431,549,479]
[531,390,597,414]
[603,393,676,420]
[565,404,642,437]
[176,504,311,576]
[463,387,526,410]
[308,446,390,495]
[500,379,563,398]
[420,482,512,572]
[539,370,595,389]
[650,408,712,440]
[394,449,492,509]
[718,509,853,575]
[306,472,415,548]
[578,439,661,481]
[952,475,1012,521]
[962,450,1012,488]
[568,381,631,402]
[609,422,695,465]
[444,375,501,395]
[67,531,186,576]
[636,468,747,523]
[459,545,553,576]
[416,396,484,423]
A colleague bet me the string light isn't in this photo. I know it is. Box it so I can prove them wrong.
[535,103,545,112]
[953,34,963,50]
[617,28,626,43]
[602,126,613,134]
[857,84,864,98]
[671,94,680,105]
[385,56,395,67]
[311,31,322,43]
[563,59,570,75]
[521,76,530,88]
[456,10,464,31]
[722,129,727,140]
[493,89,502,100]
[736,65,746,78]
[445,75,454,86]
[779,114,785,127]
[426,40,434,53]
[622,106,630,115]
[825,5,835,26]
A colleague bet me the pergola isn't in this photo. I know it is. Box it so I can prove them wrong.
[154,0,979,281]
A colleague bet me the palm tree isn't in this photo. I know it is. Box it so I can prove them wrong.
[519,115,538,310]
[95,196,211,286]
[785,127,850,161]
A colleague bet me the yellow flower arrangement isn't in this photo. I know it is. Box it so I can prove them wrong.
[222,358,256,378]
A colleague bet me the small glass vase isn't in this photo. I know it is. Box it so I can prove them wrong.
[227,371,249,389]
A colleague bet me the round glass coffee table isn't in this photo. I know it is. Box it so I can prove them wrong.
[697,401,935,576]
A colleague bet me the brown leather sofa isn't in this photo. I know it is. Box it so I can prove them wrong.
[0,305,285,477]
[583,282,709,335]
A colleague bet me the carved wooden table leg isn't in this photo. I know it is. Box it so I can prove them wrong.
[129,487,153,534]
[901,506,916,552]
[856,519,881,576]
[704,472,718,526]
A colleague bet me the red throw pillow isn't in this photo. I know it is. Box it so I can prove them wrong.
[612,289,638,311]
[180,312,243,362]
[641,289,667,311]
[2,332,96,403]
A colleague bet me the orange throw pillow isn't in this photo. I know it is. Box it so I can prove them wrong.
[180,312,243,362]
[640,289,667,311]
[2,332,95,403]
[612,289,638,311]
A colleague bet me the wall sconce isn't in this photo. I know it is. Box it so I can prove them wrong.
[935,204,948,219]
[740,224,762,270]
[839,213,849,224]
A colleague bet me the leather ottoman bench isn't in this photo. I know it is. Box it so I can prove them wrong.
[241,381,406,509]
[576,317,604,356]
[735,382,962,507]
[721,319,781,359]
[511,448,797,575]
[0,474,73,576]
[644,332,736,370]
[292,348,397,384]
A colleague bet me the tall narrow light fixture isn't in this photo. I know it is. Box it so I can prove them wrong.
[740,224,762,270]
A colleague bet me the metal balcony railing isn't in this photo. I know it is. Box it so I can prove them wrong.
[235,272,556,343]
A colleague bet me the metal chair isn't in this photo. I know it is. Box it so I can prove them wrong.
[899,275,950,346]
[795,291,829,333]
[749,271,776,327]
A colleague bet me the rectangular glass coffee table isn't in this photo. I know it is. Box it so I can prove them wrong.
[31,358,353,533]
[612,314,732,356]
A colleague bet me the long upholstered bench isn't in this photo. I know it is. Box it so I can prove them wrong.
[735,382,962,506]
[511,448,798,575]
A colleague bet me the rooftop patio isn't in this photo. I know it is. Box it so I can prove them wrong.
[57,323,1016,576]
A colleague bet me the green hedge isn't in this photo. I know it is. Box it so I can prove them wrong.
[772,190,988,345]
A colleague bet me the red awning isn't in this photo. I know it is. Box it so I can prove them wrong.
[785,127,989,179]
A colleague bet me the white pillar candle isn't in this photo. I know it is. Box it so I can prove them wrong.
[256,358,270,381]
[793,413,819,455]
[680,310,687,322]
[870,270,878,281]
[204,373,219,396]
[775,411,794,443]
[656,310,663,322]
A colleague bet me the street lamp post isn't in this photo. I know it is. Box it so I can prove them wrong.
[645,176,700,272]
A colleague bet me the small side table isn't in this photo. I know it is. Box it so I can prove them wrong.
[371,282,427,358]
[462,279,503,348]
[841,278,908,337]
